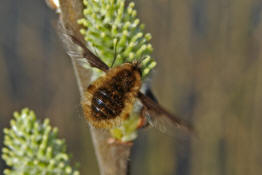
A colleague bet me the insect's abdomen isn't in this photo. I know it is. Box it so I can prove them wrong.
[82,63,141,128]
[91,70,132,120]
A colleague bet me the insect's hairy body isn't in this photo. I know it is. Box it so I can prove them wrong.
[58,28,193,134]
[82,63,142,128]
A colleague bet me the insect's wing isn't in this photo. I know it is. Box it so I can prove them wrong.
[138,91,193,137]
[57,21,109,72]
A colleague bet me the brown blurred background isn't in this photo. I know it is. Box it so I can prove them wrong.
[1,0,262,174]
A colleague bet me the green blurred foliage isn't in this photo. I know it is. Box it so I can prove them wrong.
[0,0,262,175]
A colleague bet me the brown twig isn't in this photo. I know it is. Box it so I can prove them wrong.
[53,0,133,175]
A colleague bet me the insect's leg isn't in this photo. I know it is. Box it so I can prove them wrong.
[136,88,157,129]
[137,106,149,129]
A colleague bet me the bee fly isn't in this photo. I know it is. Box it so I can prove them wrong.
[83,62,142,128]
[60,27,193,136]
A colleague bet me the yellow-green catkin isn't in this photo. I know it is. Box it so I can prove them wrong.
[78,0,156,78]
[2,108,79,175]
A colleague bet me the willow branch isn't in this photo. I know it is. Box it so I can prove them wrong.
[55,0,133,175]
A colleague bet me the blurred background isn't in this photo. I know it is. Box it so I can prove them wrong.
[1,0,262,174]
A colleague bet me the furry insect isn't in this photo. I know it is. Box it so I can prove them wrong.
[60,27,193,136]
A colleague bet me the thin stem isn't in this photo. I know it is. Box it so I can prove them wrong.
[56,0,133,174]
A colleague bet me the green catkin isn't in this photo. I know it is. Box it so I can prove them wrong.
[78,0,156,78]
[2,108,79,175]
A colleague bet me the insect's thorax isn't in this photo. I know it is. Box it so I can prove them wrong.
[83,63,142,128]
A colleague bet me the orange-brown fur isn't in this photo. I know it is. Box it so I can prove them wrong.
[81,63,141,128]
